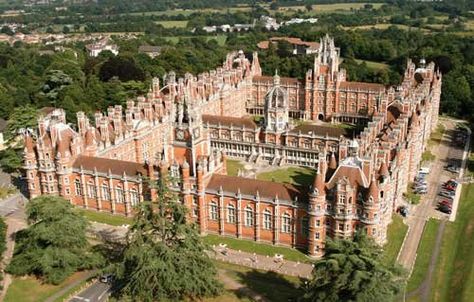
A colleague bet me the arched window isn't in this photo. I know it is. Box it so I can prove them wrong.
[130,188,139,206]
[227,204,236,223]
[115,186,124,203]
[74,179,82,196]
[101,183,110,201]
[209,202,218,220]
[245,206,254,227]
[380,191,384,198]
[263,210,272,230]
[281,213,291,233]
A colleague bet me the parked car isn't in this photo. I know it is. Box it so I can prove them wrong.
[438,200,452,208]
[397,206,409,217]
[438,205,452,214]
[100,274,114,284]
[438,192,454,200]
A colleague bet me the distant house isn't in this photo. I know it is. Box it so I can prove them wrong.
[284,18,318,26]
[260,16,280,31]
[257,37,319,55]
[85,37,119,57]
[202,26,217,33]
[138,45,161,59]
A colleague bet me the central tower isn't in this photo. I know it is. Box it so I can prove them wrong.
[264,72,289,133]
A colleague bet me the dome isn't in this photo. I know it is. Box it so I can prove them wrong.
[265,73,287,108]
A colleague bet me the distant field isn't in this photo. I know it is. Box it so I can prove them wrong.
[276,3,384,15]
[163,34,227,46]
[354,59,389,70]
[155,20,188,28]
[124,6,252,17]
[343,23,431,32]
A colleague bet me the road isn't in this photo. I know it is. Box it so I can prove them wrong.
[397,119,466,271]
[69,281,111,302]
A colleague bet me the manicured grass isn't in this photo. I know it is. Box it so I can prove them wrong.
[406,219,440,292]
[430,183,474,302]
[203,234,310,263]
[256,166,316,187]
[354,59,389,70]
[4,271,90,302]
[77,208,132,226]
[214,261,303,302]
[404,183,421,205]
[226,159,245,177]
[155,20,188,28]
[383,215,409,265]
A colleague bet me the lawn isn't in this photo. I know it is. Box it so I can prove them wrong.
[406,219,440,292]
[203,234,310,263]
[226,159,245,177]
[421,150,436,162]
[404,183,421,205]
[256,166,316,187]
[76,208,132,226]
[276,3,384,15]
[4,271,90,302]
[430,183,474,302]
[382,215,409,265]
[163,34,227,46]
[155,20,188,28]
[428,123,445,148]
[354,59,389,70]
[214,261,303,302]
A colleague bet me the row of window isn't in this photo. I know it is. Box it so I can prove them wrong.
[208,203,292,233]
[74,179,139,205]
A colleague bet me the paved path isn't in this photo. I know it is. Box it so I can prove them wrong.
[397,120,462,271]
[69,280,110,302]
[45,271,95,302]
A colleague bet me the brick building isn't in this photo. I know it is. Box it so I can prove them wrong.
[22,35,441,257]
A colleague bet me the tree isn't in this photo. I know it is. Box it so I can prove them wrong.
[40,69,73,107]
[303,233,404,302]
[0,147,23,174]
[4,105,38,143]
[99,56,145,82]
[6,196,102,284]
[113,177,222,301]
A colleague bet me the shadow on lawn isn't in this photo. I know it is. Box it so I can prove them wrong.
[233,269,305,302]
[288,169,316,188]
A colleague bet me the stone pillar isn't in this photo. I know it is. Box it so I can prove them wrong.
[219,188,225,235]
[123,173,131,216]
[237,192,242,238]
[196,164,206,234]
[80,168,88,209]
[292,207,297,248]
[273,198,280,245]
[109,174,116,214]
[255,197,260,241]
[94,169,102,211]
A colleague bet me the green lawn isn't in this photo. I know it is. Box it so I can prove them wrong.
[354,59,389,70]
[214,261,303,302]
[226,159,245,177]
[203,234,310,263]
[406,219,440,292]
[383,215,409,265]
[430,183,474,302]
[163,34,227,46]
[256,166,316,187]
[155,20,188,28]
[422,150,436,162]
[76,209,132,226]
[404,183,421,205]
[4,271,90,302]
[428,123,445,148]
[276,3,384,15]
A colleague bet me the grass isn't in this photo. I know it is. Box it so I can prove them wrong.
[256,166,316,187]
[76,208,132,226]
[214,261,304,302]
[406,219,440,292]
[343,23,431,32]
[430,183,474,302]
[354,59,389,70]
[4,271,90,302]
[226,159,245,177]
[276,3,384,15]
[422,150,436,162]
[404,183,421,205]
[0,186,16,199]
[203,234,310,263]
[155,20,188,28]
[163,34,227,46]
[428,124,446,148]
[382,215,409,265]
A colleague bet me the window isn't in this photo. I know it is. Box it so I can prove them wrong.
[339,223,344,231]
[281,213,291,233]
[193,208,198,217]
[315,232,320,239]
[65,188,70,195]
[245,207,254,226]
[64,178,69,185]
[227,204,236,223]
[263,210,272,230]
[130,188,139,206]
[316,219,320,227]
[338,195,346,204]
[115,186,124,203]
[74,179,82,196]
[192,195,198,205]
[301,217,309,236]
[209,202,218,220]
[102,184,110,201]
[87,183,96,199]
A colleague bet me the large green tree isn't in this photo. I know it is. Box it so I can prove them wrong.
[4,105,38,143]
[113,178,222,301]
[6,196,102,284]
[303,233,404,302]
